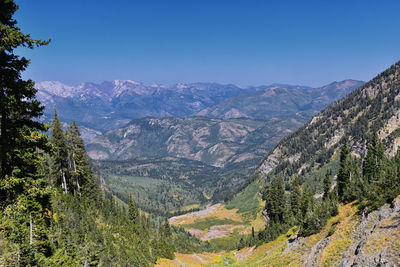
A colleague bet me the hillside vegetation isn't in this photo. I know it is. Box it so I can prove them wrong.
[157,197,400,266]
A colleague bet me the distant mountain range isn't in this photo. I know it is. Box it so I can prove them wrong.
[197,80,363,120]
[36,80,364,143]
[86,79,364,166]
[36,81,261,139]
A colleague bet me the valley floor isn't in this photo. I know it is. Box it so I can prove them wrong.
[157,196,400,266]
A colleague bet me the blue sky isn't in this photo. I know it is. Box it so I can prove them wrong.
[16,0,400,87]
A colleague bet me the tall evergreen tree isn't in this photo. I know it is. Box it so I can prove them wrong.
[337,142,351,202]
[50,108,69,194]
[0,1,52,264]
[65,121,97,198]
[265,176,286,223]
[323,171,331,200]
[290,176,302,221]
[363,132,385,183]
[128,194,139,225]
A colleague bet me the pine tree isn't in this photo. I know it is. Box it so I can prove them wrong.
[50,108,69,193]
[337,142,351,202]
[323,171,331,200]
[290,176,302,222]
[128,194,139,225]
[161,217,172,239]
[0,1,52,264]
[65,121,98,198]
[300,189,312,220]
[348,158,364,201]
[265,176,286,223]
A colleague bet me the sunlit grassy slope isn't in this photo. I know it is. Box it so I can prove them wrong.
[157,201,360,266]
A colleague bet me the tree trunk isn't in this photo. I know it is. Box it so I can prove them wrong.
[30,213,33,245]
[73,156,81,196]
[62,170,67,194]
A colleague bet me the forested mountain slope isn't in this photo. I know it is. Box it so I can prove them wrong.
[258,61,400,187]
[87,80,363,165]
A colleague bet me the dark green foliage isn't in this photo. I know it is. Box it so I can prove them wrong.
[264,176,287,223]
[363,132,386,184]
[47,192,154,266]
[247,62,400,248]
[0,1,52,264]
[337,142,351,202]
[152,217,175,260]
[290,176,302,221]
[50,108,69,193]
[258,165,339,242]
[65,121,98,199]
[299,198,338,237]
[323,171,331,200]
[170,226,212,254]
[128,194,139,224]
[0,4,181,263]
[357,137,400,212]
[257,221,291,244]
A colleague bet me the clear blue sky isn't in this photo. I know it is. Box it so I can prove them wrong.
[15,0,400,87]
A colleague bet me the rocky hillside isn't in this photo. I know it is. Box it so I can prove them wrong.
[257,61,400,188]
[197,80,363,120]
[87,117,299,168]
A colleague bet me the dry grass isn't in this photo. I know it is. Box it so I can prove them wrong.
[155,252,225,267]
[170,204,244,227]
[319,202,358,266]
